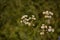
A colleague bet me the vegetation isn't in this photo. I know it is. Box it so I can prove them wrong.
[0,0,60,40]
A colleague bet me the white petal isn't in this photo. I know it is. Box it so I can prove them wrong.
[49,12,53,15]
[49,26,52,29]
[45,25,47,28]
[43,12,46,14]
[45,11,49,15]
[48,29,52,32]
[41,26,45,29]
[28,23,31,26]
[29,17,32,20]
[40,32,44,35]
[24,15,28,17]
[32,15,35,18]
[21,16,25,19]
[32,18,36,20]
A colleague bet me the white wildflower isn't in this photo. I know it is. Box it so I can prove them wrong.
[25,18,29,21]
[40,32,44,35]
[45,11,49,15]
[44,15,51,18]
[49,26,52,29]
[42,24,45,26]
[29,17,32,20]
[24,15,28,17]
[21,16,25,19]
[41,25,45,29]
[49,12,53,15]
[32,18,36,20]
[28,22,31,26]
[43,11,46,14]
[44,15,49,18]
[45,25,47,28]
[32,15,35,18]
[48,28,52,32]
[23,20,26,24]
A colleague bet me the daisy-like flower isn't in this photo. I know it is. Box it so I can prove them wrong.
[40,32,44,35]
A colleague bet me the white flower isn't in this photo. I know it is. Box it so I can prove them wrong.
[48,28,52,32]
[40,32,44,35]
[25,18,29,21]
[32,18,36,20]
[23,20,26,24]
[44,15,49,18]
[29,17,32,20]
[32,15,35,18]
[21,15,28,19]
[44,15,51,18]
[43,12,46,14]
[42,24,45,26]
[24,22,29,24]
[51,29,54,32]
[41,26,45,29]
[45,25,47,28]
[45,11,49,15]
[49,26,52,29]
[21,16,25,19]
[24,15,28,17]
[49,12,53,15]
[28,22,31,26]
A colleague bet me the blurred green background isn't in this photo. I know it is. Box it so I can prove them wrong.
[0,0,60,40]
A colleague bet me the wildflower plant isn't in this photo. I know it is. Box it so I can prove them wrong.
[40,11,55,35]
[20,15,36,26]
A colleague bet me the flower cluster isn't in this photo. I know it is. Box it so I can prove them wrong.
[20,15,36,26]
[40,24,54,35]
[43,11,53,18]
[40,11,54,35]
